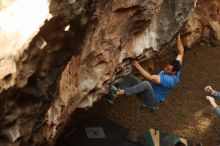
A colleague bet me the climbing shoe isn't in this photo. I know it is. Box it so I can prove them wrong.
[150,106,159,112]
[105,84,120,104]
[109,85,120,97]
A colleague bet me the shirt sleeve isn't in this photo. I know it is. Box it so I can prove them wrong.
[212,91,220,100]
[214,106,220,118]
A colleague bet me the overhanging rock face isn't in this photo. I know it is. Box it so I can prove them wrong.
[77,0,194,108]
[2,0,219,145]
[0,0,94,145]
[44,0,194,145]
[0,0,50,92]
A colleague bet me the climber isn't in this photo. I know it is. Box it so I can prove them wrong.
[205,86,220,118]
[106,33,184,112]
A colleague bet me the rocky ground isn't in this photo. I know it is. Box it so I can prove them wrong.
[67,45,220,146]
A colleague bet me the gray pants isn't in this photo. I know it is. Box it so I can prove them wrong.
[116,74,157,106]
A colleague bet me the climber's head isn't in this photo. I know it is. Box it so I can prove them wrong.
[164,59,181,75]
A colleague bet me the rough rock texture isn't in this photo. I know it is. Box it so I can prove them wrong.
[0,0,94,145]
[34,0,195,145]
[2,0,220,145]
[183,0,220,48]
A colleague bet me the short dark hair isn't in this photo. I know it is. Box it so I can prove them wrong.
[175,141,186,146]
[169,59,181,72]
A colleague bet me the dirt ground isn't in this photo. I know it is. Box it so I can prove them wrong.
[69,46,220,146]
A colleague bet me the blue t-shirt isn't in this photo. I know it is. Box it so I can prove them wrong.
[151,70,180,103]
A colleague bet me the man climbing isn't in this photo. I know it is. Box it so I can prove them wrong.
[205,86,220,118]
[107,34,184,112]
